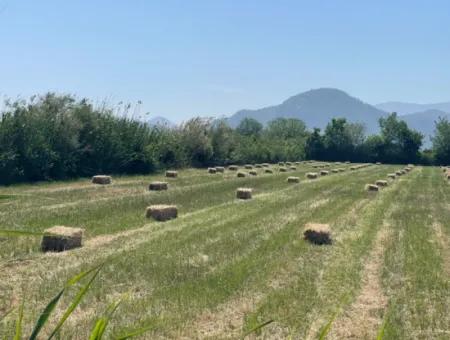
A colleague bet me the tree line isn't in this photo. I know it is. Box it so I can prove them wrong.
[1,93,450,185]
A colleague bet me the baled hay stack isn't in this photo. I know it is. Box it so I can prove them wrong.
[375,180,388,187]
[400,169,407,175]
[249,170,258,176]
[403,167,410,172]
[236,187,252,199]
[287,176,300,183]
[345,161,350,164]
[285,162,292,166]
[264,169,273,174]
[306,172,318,179]
[290,166,297,170]
[339,168,345,172]
[278,162,285,166]
[295,162,301,165]
[443,168,448,173]
[92,175,112,185]
[312,165,319,168]
[146,205,178,221]
[255,164,263,168]
[237,172,246,177]
[262,163,270,167]
[387,173,396,180]
[395,170,403,176]
[376,162,381,165]
[320,170,329,176]
[331,169,339,173]
[350,166,357,170]
[447,173,450,180]
[303,223,331,245]
[228,165,238,171]
[149,181,168,191]
[366,184,379,192]
[279,167,288,172]
[408,164,414,167]
[216,166,225,173]
[166,170,178,178]
[208,167,217,174]
[244,164,253,169]
[41,226,84,252]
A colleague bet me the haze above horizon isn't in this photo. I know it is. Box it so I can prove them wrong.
[1,0,449,122]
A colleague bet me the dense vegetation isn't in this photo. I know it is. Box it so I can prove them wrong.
[1,93,449,184]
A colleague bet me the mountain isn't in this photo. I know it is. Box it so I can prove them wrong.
[228,88,387,134]
[376,102,450,115]
[148,116,176,128]
[401,109,450,147]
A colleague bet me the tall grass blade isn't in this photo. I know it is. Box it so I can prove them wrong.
[48,264,104,339]
[30,264,105,340]
[13,302,24,340]
[89,299,122,340]
[114,324,155,340]
[318,310,339,340]
[241,319,274,339]
[376,318,387,340]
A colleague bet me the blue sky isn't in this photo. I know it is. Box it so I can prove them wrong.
[1,0,449,122]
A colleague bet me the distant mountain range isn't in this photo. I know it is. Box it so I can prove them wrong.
[227,88,450,147]
[375,101,450,115]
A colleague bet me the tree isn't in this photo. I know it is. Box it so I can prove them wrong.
[180,117,213,166]
[236,118,263,136]
[432,117,450,165]
[323,118,354,161]
[305,128,325,160]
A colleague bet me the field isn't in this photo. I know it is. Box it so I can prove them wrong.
[0,162,449,339]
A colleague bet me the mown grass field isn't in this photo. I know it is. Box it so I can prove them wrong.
[0,162,449,339]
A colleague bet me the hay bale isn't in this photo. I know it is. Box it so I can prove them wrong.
[345,161,350,164]
[41,226,84,252]
[149,181,168,191]
[290,166,297,171]
[287,176,300,183]
[338,168,345,172]
[279,167,288,172]
[237,172,246,178]
[303,223,331,245]
[255,164,263,168]
[264,169,273,174]
[208,167,217,174]
[375,180,388,187]
[387,173,396,179]
[166,170,178,178]
[244,164,253,169]
[236,188,252,199]
[262,163,270,167]
[366,184,379,192]
[320,170,329,176]
[92,175,112,185]
[278,162,285,166]
[403,167,410,172]
[306,172,318,179]
[249,170,258,176]
[216,166,225,173]
[331,169,339,173]
[376,162,381,165]
[295,162,301,165]
[228,165,238,171]
[396,170,403,176]
[146,205,178,221]
[350,166,357,170]
[285,162,292,166]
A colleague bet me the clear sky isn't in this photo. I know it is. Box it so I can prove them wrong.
[1,0,449,122]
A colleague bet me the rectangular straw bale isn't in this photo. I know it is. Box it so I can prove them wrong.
[149,181,168,191]
[249,170,258,176]
[264,169,273,174]
[236,187,252,199]
[387,173,396,179]
[306,172,318,179]
[287,176,300,183]
[237,172,246,177]
[375,180,388,187]
[320,170,329,176]
[216,166,225,173]
[396,170,403,176]
[244,164,253,169]
[366,184,379,192]
[41,226,84,252]
[228,165,238,171]
[166,170,178,178]
[303,223,331,245]
[331,169,339,173]
[290,166,297,170]
[255,164,263,168]
[92,175,112,185]
[208,167,217,174]
[262,163,270,167]
[279,167,287,172]
[146,205,178,221]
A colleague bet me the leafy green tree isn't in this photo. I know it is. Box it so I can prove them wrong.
[236,118,263,136]
[432,117,450,165]
[305,128,325,160]
[323,118,354,160]
[180,117,213,166]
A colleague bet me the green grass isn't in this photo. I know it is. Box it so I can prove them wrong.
[0,163,448,339]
